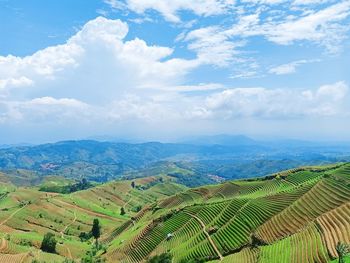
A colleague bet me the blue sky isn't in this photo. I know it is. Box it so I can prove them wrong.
[0,0,350,143]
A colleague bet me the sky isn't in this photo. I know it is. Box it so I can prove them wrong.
[0,0,350,143]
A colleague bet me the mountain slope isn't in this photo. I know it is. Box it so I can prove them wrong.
[1,163,350,262]
[0,175,186,262]
[105,163,350,263]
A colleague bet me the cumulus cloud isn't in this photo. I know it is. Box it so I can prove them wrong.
[0,97,90,124]
[0,77,33,94]
[189,81,349,119]
[0,16,200,129]
[0,16,200,103]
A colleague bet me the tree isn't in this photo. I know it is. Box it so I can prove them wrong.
[336,242,350,263]
[179,259,205,263]
[120,207,126,215]
[41,232,57,253]
[147,253,172,263]
[91,219,101,248]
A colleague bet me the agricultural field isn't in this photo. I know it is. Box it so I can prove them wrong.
[105,163,350,263]
[0,175,186,262]
[1,163,350,262]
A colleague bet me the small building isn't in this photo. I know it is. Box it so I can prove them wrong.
[166,233,174,241]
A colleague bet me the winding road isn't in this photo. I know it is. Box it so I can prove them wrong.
[184,212,223,261]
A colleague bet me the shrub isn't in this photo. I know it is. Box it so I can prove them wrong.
[79,231,92,242]
[131,205,142,213]
[147,253,172,263]
[41,232,57,253]
[120,207,126,215]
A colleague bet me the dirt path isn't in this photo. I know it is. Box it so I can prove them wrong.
[0,238,7,251]
[54,199,120,221]
[19,252,30,263]
[184,212,223,261]
[35,249,41,260]
[60,210,77,239]
[57,197,77,260]
[59,198,76,259]
[0,204,28,226]
[65,245,72,259]
[123,197,133,209]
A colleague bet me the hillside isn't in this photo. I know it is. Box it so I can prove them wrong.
[0,176,187,262]
[0,163,350,262]
[106,163,350,263]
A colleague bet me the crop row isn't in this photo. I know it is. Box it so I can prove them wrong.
[259,223,329,263]
[317,202,350,258]
[255,177,350,243]
[112,212,192,262]
[0,253,29,263]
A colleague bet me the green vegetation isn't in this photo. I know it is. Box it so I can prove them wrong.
[92,219,101,248]
[336,242,350,263]
[120,207,126,215]
[1,163,350,262]
[39,178,93,193]
[0,175,186,262]
[106,163,350,263]
[147,252,173,263]
[41,232,57,253]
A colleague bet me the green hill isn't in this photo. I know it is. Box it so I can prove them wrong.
[106,163,350,263]
[0,163,350,262]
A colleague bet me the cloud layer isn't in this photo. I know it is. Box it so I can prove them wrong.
[1,17,349,122]
[1,0,350,142]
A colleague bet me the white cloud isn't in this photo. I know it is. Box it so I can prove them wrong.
[0,76,33,92]
[0,97,90,124]
[181,0,350,62]
[184,26,245,66]
[105,0,235,22]
[260,1,350,52]
[0,14,349,141]
[316,81,348,101]
[292,0,333,6]
[269,59,320,75]
[0,17,201,104]
[142,83,225,92]
[241,0,288,4]
[191,81,349,119]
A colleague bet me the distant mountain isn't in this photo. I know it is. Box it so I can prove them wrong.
[182,134,258,146]
[0,139,350,186]
[0,140,200,174]
[0,143,33,149]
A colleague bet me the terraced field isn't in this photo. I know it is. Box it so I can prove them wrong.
[1,163,350,262]
[0,176,186,262]
[105,163,350,263]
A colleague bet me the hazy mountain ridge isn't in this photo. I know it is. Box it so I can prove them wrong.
[0,138,350,187]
